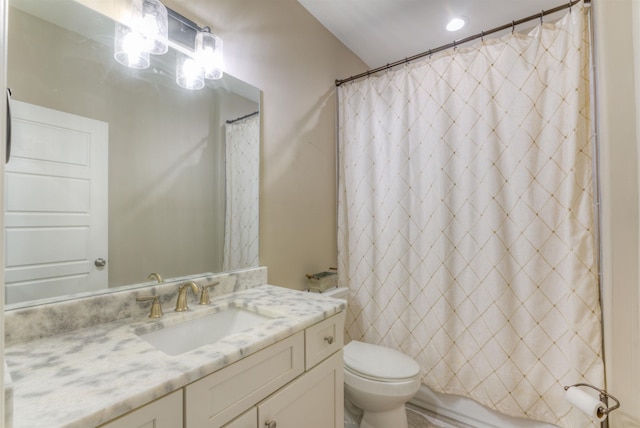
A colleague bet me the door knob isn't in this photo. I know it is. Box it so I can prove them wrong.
[265,421,277,428]
[95,258,107,267]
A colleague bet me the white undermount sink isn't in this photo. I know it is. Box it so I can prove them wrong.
[138,308,272,355]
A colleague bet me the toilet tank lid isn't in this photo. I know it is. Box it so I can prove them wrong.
[343,340,420,381]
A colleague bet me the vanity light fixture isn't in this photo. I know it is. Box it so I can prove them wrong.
[114,0,168,68]
[176,27,224,89]
[115,0,224,90]
[196,28,224,80]
[446,17,467,32]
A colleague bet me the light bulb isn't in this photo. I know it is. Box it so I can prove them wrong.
[446,17,467,32]
[130,0,168,55]
[196,30,224,80]
[114,23,150,69]
[176,53,205,90]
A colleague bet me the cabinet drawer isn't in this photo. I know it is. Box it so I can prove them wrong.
[185,331,304,427]
[305,311,345,369]
[99,390,183,428]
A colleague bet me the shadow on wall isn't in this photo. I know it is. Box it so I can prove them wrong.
[261,87,339,290]
[268,87,335,183]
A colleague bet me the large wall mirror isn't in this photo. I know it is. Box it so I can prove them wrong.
[5,0,260,307]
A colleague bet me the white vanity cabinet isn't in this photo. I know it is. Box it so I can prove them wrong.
[187,311,345,428]
[223,352,343,428]
[98,390,183,428]
[95,311,345,428]
[186,332,305,426]
[255,350,343,428]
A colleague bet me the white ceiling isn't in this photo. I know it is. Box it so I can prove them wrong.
[297,0,574,69]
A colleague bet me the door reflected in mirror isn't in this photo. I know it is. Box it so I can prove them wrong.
[6,0,260,307]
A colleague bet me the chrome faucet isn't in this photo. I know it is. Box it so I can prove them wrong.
[175,281,200,312]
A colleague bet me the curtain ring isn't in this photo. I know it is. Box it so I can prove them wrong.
[568,0,572,13]
[540,10,544,23]
[512,20,515,33]
[453,40,457,50]
[428,49,433,58]
[481,31,484,42]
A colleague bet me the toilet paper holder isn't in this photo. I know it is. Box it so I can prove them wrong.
[564,383,620,428]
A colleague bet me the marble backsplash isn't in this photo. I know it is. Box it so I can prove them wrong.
[4,267,267,346]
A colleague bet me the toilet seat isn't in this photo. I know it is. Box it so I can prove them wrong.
[344,367,421,399]
[344,340,420,382]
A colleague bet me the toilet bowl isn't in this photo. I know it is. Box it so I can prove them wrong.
[318,287,421,428]
[343,340,420,428]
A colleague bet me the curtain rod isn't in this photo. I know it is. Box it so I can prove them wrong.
[226,111,259,124]
[335,0,590,87]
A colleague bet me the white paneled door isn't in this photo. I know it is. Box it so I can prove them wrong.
[5,100,108,304]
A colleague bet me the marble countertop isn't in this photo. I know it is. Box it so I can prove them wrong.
[4,285,345,428]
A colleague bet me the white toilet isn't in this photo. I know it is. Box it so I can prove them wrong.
[320,287,421,428]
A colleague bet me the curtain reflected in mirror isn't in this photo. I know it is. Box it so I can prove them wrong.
[5,0,261,307]
[224,113,260,271]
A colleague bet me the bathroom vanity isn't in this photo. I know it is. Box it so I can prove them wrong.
[104,316,343,428]
[4,276,345,428]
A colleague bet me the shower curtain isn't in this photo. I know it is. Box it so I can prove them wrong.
[337,3,604,426]
[223,114,260,271]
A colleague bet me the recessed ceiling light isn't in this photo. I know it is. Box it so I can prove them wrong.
[446,17,467,32]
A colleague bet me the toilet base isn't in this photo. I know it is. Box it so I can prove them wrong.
[359,404,409,428]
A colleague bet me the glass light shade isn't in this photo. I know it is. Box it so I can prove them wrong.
[196,30,224,80]
[114,23,150,69]
[131,0,168,55]
[176,53,205,90]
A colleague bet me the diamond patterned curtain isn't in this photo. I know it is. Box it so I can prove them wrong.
[223,114,260,271]
[337,3,604,426]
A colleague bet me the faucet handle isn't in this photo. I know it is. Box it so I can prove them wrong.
[199,281,220,305]
[136,295,163,318]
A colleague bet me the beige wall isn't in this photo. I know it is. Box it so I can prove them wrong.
[164,0,367,290]
[595,0,640,425]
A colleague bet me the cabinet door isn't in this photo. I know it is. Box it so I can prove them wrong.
[99,390,183,428]
[186,332,304,427]
[305,311,345,369]
[223,407,257,428]
[258,350,343,428]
